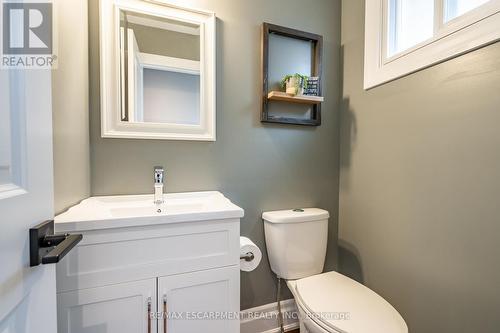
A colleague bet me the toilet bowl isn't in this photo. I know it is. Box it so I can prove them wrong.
[263,208,408,333]
[287,272,407,333]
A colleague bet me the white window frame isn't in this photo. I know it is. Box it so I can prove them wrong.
[364,0,500,89]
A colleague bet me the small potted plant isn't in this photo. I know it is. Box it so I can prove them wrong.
[280,73,309,96]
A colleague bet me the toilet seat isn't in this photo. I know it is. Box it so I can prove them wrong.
[290,271,408,333]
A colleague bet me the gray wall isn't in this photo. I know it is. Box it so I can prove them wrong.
[88,0,341,309]
[339,0,500,332]
[53,0,90,213]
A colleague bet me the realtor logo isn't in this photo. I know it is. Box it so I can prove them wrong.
[1,1,57,68]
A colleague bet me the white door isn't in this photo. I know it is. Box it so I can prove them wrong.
[57,278,157,333]
[0,65,56,333]
[158,266,240,333]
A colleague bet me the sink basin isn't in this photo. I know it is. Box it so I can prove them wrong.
[55,191,244,232]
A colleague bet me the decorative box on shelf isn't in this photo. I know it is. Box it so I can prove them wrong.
[303,76,320,96]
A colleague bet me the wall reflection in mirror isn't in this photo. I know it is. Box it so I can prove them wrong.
[119,9,201,125]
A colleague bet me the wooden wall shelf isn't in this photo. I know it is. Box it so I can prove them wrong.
[267,91,324,104]
[261,23,323,126]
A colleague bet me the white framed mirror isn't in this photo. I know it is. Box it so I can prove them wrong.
[100,0,216,141]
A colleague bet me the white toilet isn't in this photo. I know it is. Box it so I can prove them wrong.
[263,208,408,333]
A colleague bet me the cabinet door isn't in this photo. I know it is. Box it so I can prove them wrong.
[57,278,157,333]
[158,266,240,333]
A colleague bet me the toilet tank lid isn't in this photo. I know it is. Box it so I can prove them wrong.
[262,208,329,223]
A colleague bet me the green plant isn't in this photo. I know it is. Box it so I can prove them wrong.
[279,73,309,91]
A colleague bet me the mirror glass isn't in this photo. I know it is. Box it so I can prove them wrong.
[119,9,201,125]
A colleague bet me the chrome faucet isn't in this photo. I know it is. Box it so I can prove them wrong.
[154,166,164,204]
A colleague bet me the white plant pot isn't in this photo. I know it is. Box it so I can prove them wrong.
[285,77,304,96]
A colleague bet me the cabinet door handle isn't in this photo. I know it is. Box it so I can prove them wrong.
[163,295,167,333]
[147,297,152,333]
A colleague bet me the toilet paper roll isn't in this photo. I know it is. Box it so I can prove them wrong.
[239,236,262,272]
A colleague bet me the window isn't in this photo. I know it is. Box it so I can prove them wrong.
[387,0,435,57]
[364,0,500,89]
[444,0,491,21]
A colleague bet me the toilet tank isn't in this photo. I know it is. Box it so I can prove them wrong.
[263,208,329,280]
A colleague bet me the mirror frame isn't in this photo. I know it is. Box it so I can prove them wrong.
[100,0,216,141]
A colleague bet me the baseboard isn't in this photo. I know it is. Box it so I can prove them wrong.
[241,299,300,333]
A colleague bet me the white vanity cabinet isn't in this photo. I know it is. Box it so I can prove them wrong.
[54,192,244,333]
[57,278,157,333]
[157,267,239,333]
